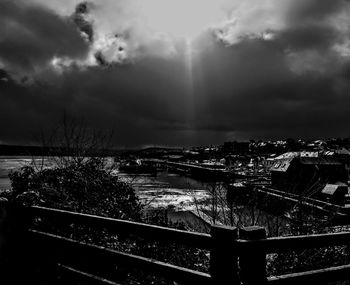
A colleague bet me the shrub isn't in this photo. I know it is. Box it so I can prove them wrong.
[7,158,142,221]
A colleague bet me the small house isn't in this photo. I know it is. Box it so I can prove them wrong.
[320,183,349,205]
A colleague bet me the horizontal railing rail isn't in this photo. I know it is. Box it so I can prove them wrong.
[57,263,121,285]
[267,264,350,284]
[234,230,350,254]
[26,206,212,250]
[28,229,212,285]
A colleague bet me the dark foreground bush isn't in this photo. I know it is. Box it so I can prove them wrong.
[7,158,142,221]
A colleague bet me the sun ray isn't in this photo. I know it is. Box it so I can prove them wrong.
[183,39,196,143]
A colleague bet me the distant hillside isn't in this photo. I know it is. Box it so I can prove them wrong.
[0,144,121,156]
[0,144,45,156]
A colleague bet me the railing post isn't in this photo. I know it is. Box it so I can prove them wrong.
[239,226,267,285]
[0,201,38,283]
[0,198,8,267]
[210,224,239,284]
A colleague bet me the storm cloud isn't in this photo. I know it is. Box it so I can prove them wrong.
[0,0,89,79]
[1,0,350,147]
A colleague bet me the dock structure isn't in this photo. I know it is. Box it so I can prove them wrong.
[144,159,233,181]
[228,183,350,223]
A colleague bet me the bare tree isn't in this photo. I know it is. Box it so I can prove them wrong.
[190,182,287,237]
[34,113,114,171]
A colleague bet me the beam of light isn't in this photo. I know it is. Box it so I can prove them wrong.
[184,39,196,143]
[185,39,194,99]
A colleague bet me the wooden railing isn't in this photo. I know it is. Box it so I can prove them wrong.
[3,204,350,284]
[21,206,215,285]
[236,229,350,284]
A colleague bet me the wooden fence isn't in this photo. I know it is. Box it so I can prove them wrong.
[2,204,350,284]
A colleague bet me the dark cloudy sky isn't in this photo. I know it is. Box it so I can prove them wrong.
[1,0,350,147]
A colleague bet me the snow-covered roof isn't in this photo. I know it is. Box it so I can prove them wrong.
[321,184,348,195]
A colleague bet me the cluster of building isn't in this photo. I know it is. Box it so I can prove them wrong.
[119,138,350,206]
[185,139,350,206]
[267,150,350,205]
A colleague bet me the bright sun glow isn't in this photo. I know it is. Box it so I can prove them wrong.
[137,0,228,39]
